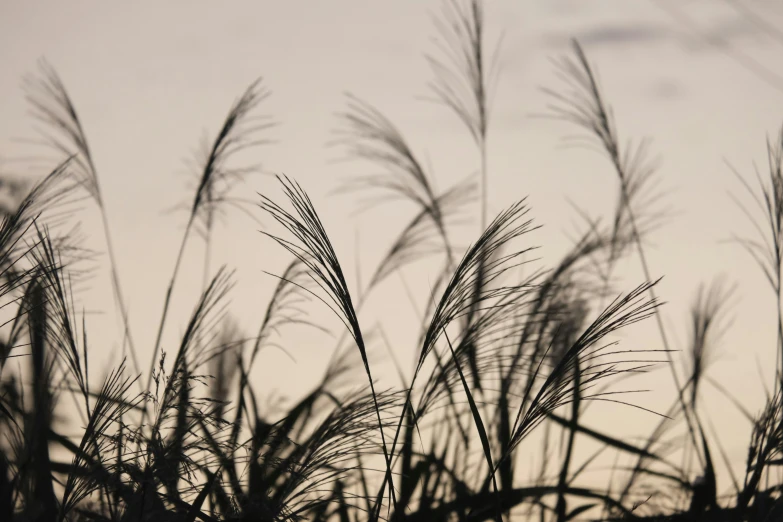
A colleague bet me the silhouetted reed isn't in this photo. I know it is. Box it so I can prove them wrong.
[1,0,781,520]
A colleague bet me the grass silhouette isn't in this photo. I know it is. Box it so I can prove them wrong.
[1,1,782,520]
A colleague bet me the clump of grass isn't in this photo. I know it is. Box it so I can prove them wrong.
[1,0,782,520]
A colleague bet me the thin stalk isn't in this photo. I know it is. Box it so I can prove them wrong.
[571,41,703,467]
[143,217,193,414]
[97,203,142,385]
[203,218,213,294]
[25,65,143,385]
[555,358,580,522]
[142,78,268,416]
[619,176,703,466]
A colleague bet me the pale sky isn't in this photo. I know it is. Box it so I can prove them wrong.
[2,0,783,493]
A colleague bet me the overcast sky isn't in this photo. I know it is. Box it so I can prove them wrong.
[2,0,783,489]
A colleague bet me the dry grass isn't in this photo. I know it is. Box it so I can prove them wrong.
[0,1,781,521]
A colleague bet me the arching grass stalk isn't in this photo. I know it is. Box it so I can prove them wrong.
[25,62,144,385]
[143,79,271,413]
[258,175,401,517]
[544,40,703,468]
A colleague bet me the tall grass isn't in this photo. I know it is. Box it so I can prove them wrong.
[0,0,781,520]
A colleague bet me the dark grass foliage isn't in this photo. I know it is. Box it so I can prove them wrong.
[1,1,781,521]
